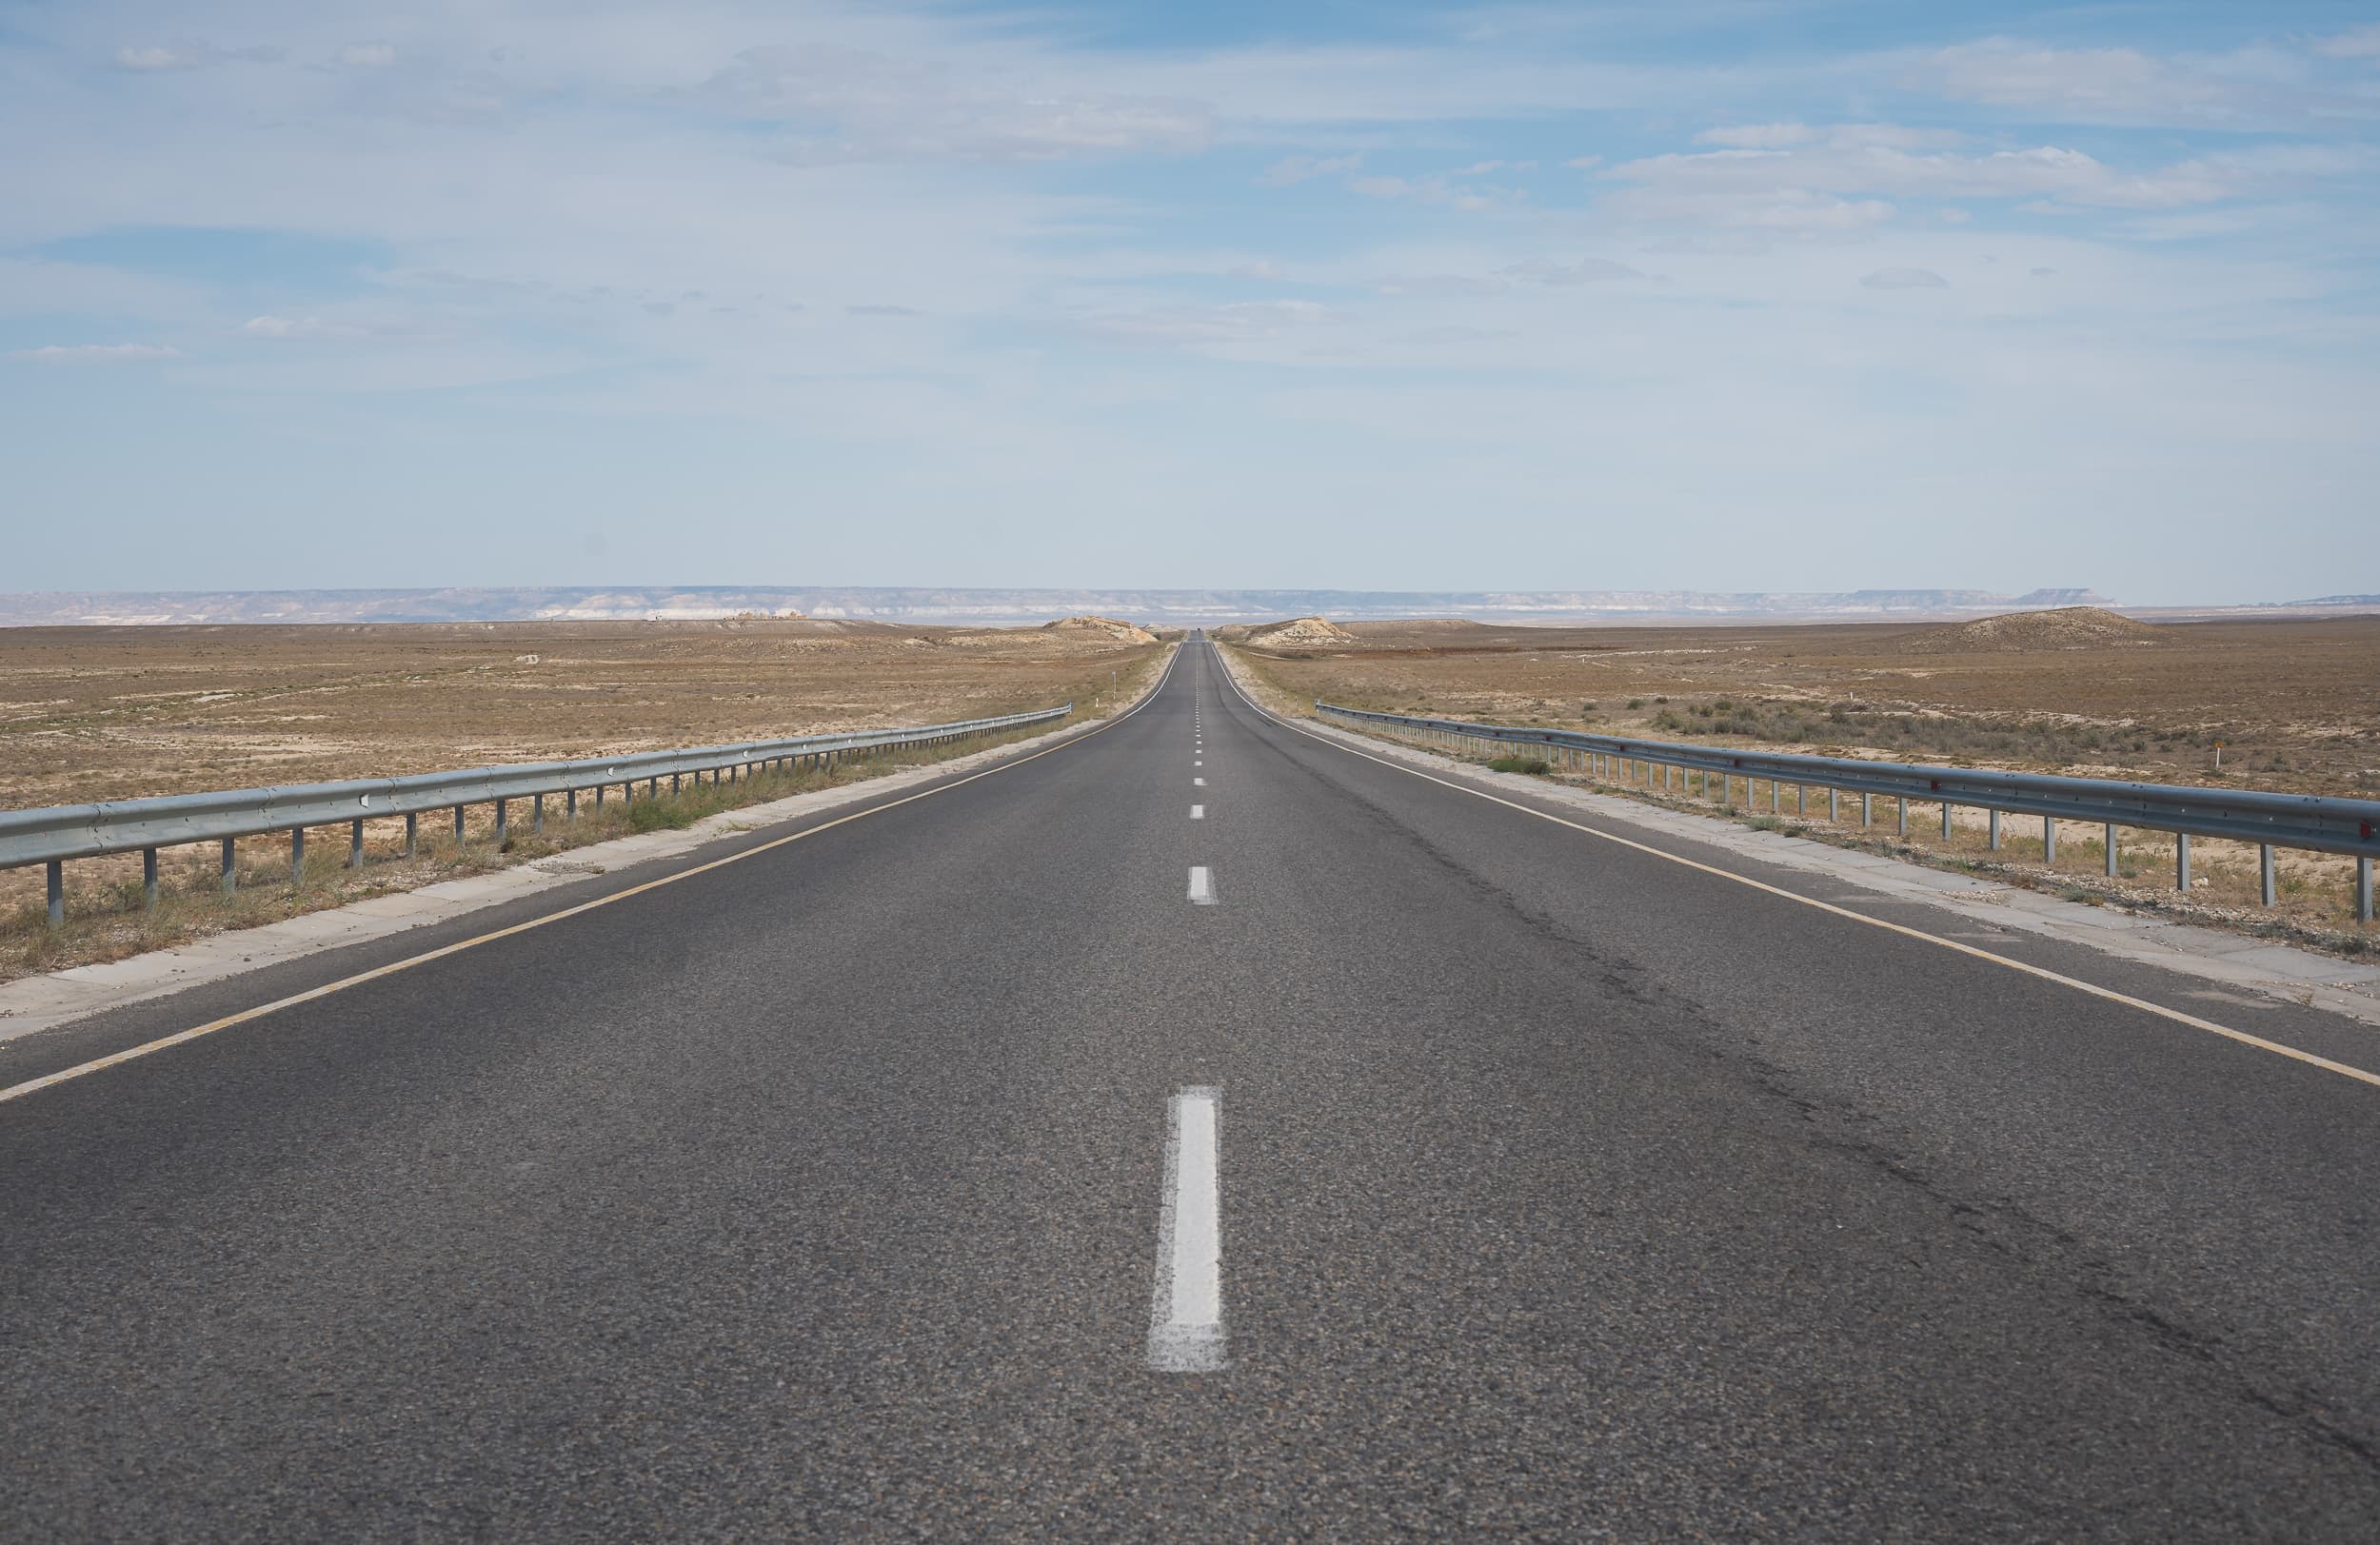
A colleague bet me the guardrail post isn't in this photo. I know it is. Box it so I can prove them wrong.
[453,805,466,845]
[2045,818,2057,863]
[2359,858,2373,923]
[594,783,605,810]
[143,847,159,909]
[350,818,365,868]
[1771,780,1780,814]
[495,799,508,844]
[533,794,545,833]
[1898,798,1908,835]
[2176,833,2192,891]
[1941,802,1953,840]
[290,827,306,886]
[2260,844,2275,906]
[2105,823,2119,877]
[406,811,419,857]
[1797,784,1806,816]
[1829,787,1839,822]
[1989,809,2002,851]
[221,837,236,897]
[46,860,63,928]
[1860,793,1872,827]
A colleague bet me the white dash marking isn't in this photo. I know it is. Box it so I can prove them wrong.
[1187,865,1216,904]
[1190,804,1204,820]
[1149,1087,1226,1372]
[1193,777,1205,786]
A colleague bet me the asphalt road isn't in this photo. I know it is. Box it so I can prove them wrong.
[8,640,2380,1540]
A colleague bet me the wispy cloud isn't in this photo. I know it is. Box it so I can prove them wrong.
[1911,38,2379,129]
[10,343,182,362]
[112,39,279,71]
[689,44,1212,166]
[1861,267,1949,290]
[1259,153,1360,186]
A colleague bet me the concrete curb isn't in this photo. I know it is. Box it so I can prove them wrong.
[1217,646,2380,1033]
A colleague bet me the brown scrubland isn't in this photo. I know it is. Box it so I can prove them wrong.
[1223,609,2380,949]
[0,617,1170,981]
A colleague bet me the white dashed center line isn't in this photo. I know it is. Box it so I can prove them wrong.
[1193,776,1205,786]
[1186,865,1216,904]
[1148,1087,1226,1373]
[1190,804,1204,820]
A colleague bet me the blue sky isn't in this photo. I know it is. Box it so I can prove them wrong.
[3,1,2376,603]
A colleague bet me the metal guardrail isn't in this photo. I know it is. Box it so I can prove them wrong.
[8,703,1072,924]
[1316,701,2379,922]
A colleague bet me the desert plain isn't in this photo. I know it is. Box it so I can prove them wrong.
[0,615,1167,980]
[1223,608,2380,944]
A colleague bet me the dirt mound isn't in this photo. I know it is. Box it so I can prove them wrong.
[1041,615,1157,644]
[1247,616,1357,649]
[1892,606,2171,654]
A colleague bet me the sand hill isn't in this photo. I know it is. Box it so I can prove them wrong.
[1892,606,2171,654]
[1041,615,1157,644]
[1248,616,1358,648]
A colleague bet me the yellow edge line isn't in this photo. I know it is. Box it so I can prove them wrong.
[1214,644,2380,1093]
[0,648,1181,1108]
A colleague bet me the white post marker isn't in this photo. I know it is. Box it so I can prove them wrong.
[1149,1087,1226,1372]
[1187,865,1216,904]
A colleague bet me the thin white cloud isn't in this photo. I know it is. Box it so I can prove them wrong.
[1504,256,1647,285]
[239,314,357,339]
[10,343,182,362]
[1911,38,2379,129]
[1861,267,1949,290]
[2317,26,2380,60]
[845,303,922,316]
[1259,153,1360,186]
[1597,126,2354,230]
[689,43,1212,165]
[111,39,279,71]
[1083,299,1330,346]
[1349,172,1520,211]
[1696,123,1816,149]
[1375,274,1510,298]
[335,41,399,69]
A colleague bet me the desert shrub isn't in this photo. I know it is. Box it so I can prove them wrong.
[1489,755,1551,775]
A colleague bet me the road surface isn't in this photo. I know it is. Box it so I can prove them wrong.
[7,640,2380,1539]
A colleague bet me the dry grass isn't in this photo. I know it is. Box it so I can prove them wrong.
[1,622,1171,982]
[1223,615,2380,950]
